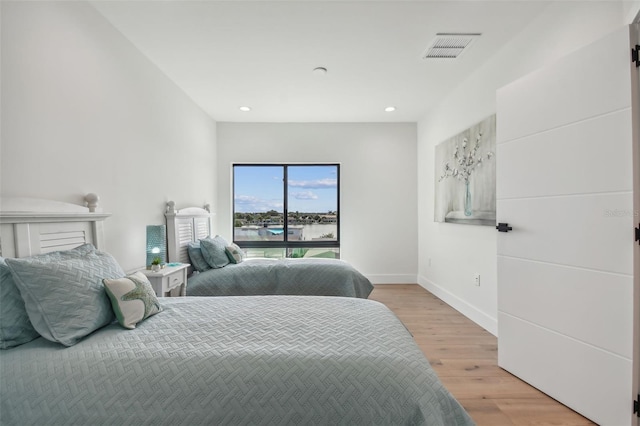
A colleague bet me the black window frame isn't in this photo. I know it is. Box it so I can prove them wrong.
[232,163,340,251]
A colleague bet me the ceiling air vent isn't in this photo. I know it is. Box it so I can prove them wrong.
[422,33,481,60]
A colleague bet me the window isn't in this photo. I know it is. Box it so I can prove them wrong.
[233,164,340,259]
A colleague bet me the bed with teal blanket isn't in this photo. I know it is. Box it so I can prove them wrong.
[1,296,474,425]
[0,197,473,425]
[165,204,374,299]
[187,258,374,298]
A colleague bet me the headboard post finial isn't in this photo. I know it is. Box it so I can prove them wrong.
[166,201,176,215]
[85,193,100,213]
[204,204,211,213]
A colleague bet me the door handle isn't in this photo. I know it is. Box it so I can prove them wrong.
[496,223,513,232]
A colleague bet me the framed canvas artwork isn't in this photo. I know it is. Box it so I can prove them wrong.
[434,114,496,226]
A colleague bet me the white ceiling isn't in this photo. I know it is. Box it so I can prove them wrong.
[91,1,565,122]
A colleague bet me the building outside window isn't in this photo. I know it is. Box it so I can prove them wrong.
[233,164,340,259]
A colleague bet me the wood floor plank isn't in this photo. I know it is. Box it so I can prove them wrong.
[431,358,508,378]
[456,399,516,426]
[369,284,595,426]
[496,400,597,426]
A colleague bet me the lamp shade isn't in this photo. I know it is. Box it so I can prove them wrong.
[146,225,166,266]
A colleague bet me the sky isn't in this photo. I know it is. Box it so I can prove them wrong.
[234,165,338,214]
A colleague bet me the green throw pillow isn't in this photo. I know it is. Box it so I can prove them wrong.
[0,257,40,349]
[200,236,231,269]
[6,244,124,347]
[187,241,211,272]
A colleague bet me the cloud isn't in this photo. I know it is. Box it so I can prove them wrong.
[291,191,318,200]
[288,178,337,189]
[235,195,261,204]
[256,203,284,212]
[234,195,283,212]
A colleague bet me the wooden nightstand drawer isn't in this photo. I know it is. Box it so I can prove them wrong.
[141,263,190,297]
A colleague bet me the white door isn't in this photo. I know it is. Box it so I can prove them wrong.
[496,25,638,425]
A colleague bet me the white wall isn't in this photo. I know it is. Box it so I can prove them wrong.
[624,0,640,23]
[1,1,217,271]
[217,122,417,283]
[417,1,626,335]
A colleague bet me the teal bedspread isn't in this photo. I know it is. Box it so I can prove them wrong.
[187,258,374,298]
[0,297,474,426]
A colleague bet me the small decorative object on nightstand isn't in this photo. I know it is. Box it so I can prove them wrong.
[150,257,162,272]
[141,263,189,297]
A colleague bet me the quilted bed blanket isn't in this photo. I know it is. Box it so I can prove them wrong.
[0,296,473,425]
[187,258,374,298]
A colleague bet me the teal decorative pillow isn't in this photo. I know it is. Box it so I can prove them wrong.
[6,244,125,347]
[0,257,40,349]
[225,243,246,264]
[103,271,162,329]
[187,241,211,272]
[200,236,231,269]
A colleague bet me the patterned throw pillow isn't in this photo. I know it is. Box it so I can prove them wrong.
[187,241,211,272]
[200,236,231,269]
[103,271,162,329]
[225,243,246,264]
[0,257,40,349]
[6,244,125,347]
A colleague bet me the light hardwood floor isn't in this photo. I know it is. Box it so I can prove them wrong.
[369,284,595,426]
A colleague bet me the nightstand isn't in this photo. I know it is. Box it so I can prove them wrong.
[141,263,189,297]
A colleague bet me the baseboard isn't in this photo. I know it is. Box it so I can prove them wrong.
[367,274,417,284]
[418,275,498,336]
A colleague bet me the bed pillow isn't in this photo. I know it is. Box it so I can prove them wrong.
[187,241,211,272]
[103,271,162,329]
[0,257,40,349]
[225,243,246,264]
[200,236,231,269]
[6,244,125,347]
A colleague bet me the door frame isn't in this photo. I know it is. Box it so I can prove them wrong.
[632,18,640,426]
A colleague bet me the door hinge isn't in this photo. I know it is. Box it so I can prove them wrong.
[634,394,640,417]
[633,45,640,68]
[636,225,640,244]
[496,223,513,233]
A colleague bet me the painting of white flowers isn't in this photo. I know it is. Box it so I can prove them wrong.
[434,114,496,226]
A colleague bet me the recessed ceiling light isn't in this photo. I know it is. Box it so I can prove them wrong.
[384,106,396,112]
[313,67,328,75]
[239,106,251,112]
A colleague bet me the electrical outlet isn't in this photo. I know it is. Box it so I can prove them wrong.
[474,273,481,286]
[428,258,432,267]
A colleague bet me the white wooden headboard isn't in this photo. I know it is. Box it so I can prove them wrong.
[0,194,110,258]
[165,201,211,269]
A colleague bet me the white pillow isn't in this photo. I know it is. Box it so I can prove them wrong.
[103,272,162,329]
[225,243,246,264]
